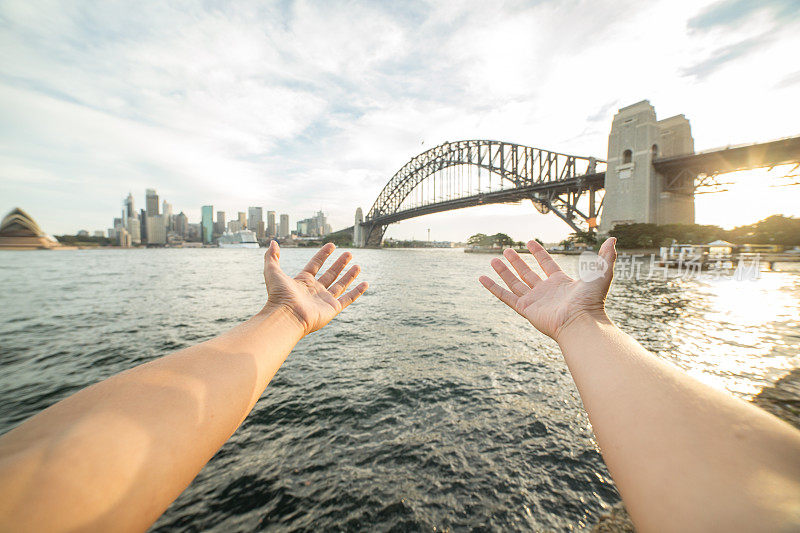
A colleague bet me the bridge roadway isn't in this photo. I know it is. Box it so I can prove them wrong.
[367,172,605,226]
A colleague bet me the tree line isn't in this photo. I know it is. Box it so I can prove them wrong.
[608,215,800,248]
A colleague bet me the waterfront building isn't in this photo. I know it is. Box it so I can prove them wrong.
[187,223,202,242]
[247,207,263,233]
[146,216,167,245]
[267,211,276,237]
[174,212,188,237]
[257,220,265,240]
[146,189,159,217]
[108,228,116,239]
[93,231,104,238]
[216,211,226,235]
[77,230,89,237]
[296,211,330,237]
[237,212,247,230]
[227,220,241,233]
[117,228,132,247]
[0,208,60,250]
[279,214,290,238]
[201,205,214,244]
[127,217,141,243]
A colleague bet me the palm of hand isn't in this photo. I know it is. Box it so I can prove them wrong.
[480,239,616,341]
[263,243,367,335]
[515,271,607,339]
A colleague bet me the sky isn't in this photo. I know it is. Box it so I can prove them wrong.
[1,0,799,242]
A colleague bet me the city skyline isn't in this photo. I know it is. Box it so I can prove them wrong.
[2,1,800,241]
[100,187,337,245]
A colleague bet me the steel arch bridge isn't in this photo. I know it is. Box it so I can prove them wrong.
[359,140,606,246]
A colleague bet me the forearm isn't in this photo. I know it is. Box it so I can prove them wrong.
[557,313,800,532]
[0,305,304,532]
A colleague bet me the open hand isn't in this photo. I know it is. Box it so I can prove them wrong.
[479,238,617,342]
[263,242,368,335]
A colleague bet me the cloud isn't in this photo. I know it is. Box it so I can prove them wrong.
[688,0,800,32]
[679,34,770,80]
[1,0,800,241]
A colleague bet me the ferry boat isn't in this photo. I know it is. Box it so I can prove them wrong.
[218,230,260,249]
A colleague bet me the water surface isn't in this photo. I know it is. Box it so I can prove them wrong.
[1,248,798,531]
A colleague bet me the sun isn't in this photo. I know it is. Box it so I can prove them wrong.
[694,164,800,229]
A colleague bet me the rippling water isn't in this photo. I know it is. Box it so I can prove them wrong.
[1,248,799,531]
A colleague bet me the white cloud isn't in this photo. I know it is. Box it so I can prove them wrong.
[1,0,799,240]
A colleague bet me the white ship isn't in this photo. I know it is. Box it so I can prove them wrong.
[218,230,260,249]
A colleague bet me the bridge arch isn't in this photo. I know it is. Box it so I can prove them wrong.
[360,140,605,246]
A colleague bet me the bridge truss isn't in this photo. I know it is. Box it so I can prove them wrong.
[362,140,606,245]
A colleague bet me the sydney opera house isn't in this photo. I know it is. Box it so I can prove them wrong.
[0,208,60,250]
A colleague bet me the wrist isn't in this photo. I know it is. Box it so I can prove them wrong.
[256,303,307,339]
[554,308,614,346]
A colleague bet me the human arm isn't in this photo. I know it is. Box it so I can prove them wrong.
[479,238,800,532]
[0,242,367,532]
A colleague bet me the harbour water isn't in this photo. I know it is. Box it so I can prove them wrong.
[1,248,799,531]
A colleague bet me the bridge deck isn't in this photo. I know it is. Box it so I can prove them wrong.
[654,135,800,176]
[367,172,605,226]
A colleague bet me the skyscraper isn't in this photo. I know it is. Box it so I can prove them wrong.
[140,208,147,241]
[267,211,276,237]
[124,192,135,219]
[162,200,173,231]
[175,212,188,237]
[127,217,141,244]
[146,216,167,245]
[201,205,214,244]
[279,214,290,238]
[216,211,226,234]
[146,189,159,217]
[247,207,263,232]
[237,212,247,229]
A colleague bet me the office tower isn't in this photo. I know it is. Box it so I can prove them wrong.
[140,208,148,241]
[279,214,289,238]
[113,217,123,230]
[237,212,247,229]
[127,217,141,244]
[297,220,308,235]
[146,216,167,245]
[227,220,241,233]
[267,211,276,237]
[162,201,173,230]
[216,211,226,234]
[146,189,159,217]
[124,192,135,219]
[174,212,188,237]
[247,207,263,232]
[257,220,265,240]
[201,206,214,244]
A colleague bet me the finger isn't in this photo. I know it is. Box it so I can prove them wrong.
[598,237,617,281]
[264,240,281,271]
[526,240,563,277]
[503,248,542,288]
[302,243,336,276]
[318,252,352,287]
[479,275,519,309]
[490,258,529,297]
[329,265,360,297]
[338,281,368,310]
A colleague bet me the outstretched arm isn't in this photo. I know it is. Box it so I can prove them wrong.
[480,238,800,532]
[0,242,367,532]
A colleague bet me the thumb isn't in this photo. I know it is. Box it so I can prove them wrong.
[598,237,617,280]
[264,240,281,276]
